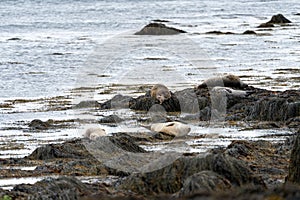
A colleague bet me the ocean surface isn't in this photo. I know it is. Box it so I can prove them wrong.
[0,0,299,159]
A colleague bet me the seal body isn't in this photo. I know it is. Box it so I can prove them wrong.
[198,74,247,89]
[84,127,106,140]
[211,86,250,97]
[151,122,191,137]
[151,84,171,104]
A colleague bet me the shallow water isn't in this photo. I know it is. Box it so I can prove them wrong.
[0,0,299,189]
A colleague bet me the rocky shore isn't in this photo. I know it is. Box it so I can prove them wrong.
[0,83,299,199]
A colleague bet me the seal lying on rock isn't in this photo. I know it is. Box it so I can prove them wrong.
[151,122,191,137]
[197,74,248,89]
[211,86,252,97]
[84,127,106,140]
[151,84,172,104]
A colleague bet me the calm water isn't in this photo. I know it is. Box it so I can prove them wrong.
[0,0,299,158]
[0,0,299,99]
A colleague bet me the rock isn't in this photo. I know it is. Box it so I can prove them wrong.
[243,30,256,35]
[101,94,134,109]
[26,139,92,160]
[119,153,264,195]
[178,170,232,197]
[267,14,292,24]
[12,176,100,199]
[98,115,123,124]
[287,131,300,184]
[135,23,186,35]
[73,100,101,109]
[247,98,300,121]
[129,91,181,112]
[258,14,291,28]
[28,119,51,130]
[205,31,235,35]
[257,23,275,28]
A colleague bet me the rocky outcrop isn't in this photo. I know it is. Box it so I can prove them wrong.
[119,153,264,195]
[287,131,300,184]
[258,14,292,28]
[135,23,186,35]
[177,170,232,197]
[73,100,101,109]
[28,119,51,130]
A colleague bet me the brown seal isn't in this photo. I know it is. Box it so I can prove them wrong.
[151,84,172,104]
[197,74,248,89]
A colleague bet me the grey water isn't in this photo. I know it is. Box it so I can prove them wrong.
[0,0,299,159]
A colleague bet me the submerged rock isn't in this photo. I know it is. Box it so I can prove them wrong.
[28,119,51,130]
[135,23,186,35]
[73,100,101,109]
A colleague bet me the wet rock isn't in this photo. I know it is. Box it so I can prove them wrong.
[247,98,300,121]
[7,37,21,41]
[135,23,186,35]
[257,23,275,28]
[26,139,92,160]
[178,170,232,197]
[243,30,257,35]
[28,119,51,130]
[267,14,292,24]
[101,94,134,109]
[73,100,101,109]
[205,31,234,35]
[130,92,181,112]
[225,140,290,188]
[12,176,100,199]
[258,14,291,28]
[98,115,124,124]
[287,130,300,184]
[120,153,263,195]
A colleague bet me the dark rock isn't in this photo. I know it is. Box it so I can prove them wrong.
[175,88,207,113]
[7,37,21,41]
[135,23,186,35]
[28,119,51,130]
[108,135,147,153]
[247,98,300,121]
[129,92,181,112]
[205,31,235,35]
[257,23,275,28]
[26,139,91,160]
[267,14,292,24]
[12,176,100,199]
[98,115,123,124]
[73,100,101,109]
[287,131,300,184]
[243,30,257,35]
[258,14,291,28]
[120,153,264,195]
[178,170,232,197]
[152,19,170,23]
[101,94,134,109]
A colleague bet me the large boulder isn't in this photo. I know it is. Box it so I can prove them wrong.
[177,170,232,197]
[135,23,186,35]
[119,153,263,195]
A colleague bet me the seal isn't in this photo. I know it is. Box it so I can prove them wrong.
[197,74,248,89]
[84,127,106,140]
[211,86,252,97]
[151,84,172,104]
[150,121,191,137]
